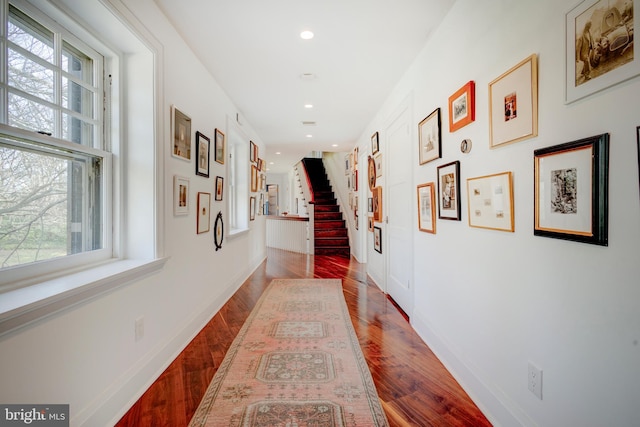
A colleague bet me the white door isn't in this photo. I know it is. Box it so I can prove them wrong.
[385,101,414,316]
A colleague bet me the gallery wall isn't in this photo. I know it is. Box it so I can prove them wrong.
[358,0,640,426]
[0,0,267,425]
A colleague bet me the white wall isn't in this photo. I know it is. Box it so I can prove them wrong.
[358,0,640,426]
[0,0,267,425]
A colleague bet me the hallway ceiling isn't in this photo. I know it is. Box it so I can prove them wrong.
[154,0,456,173]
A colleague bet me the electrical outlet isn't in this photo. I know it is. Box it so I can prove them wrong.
[135,316,144,342]
[528,362,543,400]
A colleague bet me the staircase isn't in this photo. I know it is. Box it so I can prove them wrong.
[301,158,350,258]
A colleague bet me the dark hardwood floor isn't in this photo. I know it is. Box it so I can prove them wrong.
[116,249,492,427]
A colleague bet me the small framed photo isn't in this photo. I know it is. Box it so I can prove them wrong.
[215,128,225,164]
[489,54,538,148]
[196,192,211,234]
[352,170,358,191]
[534,133,609,246]
[250,141,257,163]
[467,171,514,232]
[437,161,461,221]
[215,176,224,201]
[368,197,373,213]
[372,186,383,222]
[374,153,382,177]
[373,226,382,253]
[368,156,377,190]
[368,216,374,232]
[566,0,638,103]
[249,196,256,221]
[171,105,191,161]
[371,131,380,154]
[418,108,442,164]
[173,175,189,216]
[448,81,475,132]
[417,182,436,233]
[195,131,210,177]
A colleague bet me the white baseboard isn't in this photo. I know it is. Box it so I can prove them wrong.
[411,310,531,427]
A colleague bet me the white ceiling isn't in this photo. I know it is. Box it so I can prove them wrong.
[154,0,456,173]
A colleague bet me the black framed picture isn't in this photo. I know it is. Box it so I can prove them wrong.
[437,161,461,220]
[371,131,379,154]
[195,131,210,177]
[215,128,225,164]
[373,226,382,253]
[534,133,609,246]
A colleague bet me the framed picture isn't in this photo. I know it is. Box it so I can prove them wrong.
[371,131,380,154]
[215,128,225,164]
[258,193,264,215]
[171,105,191,161]
[195,131,210,177]
[352,170,358,191]
[566,0,637,103]
[373,226,382,253]
[251,165,258,192]
[215,176,224,201]
[197,192,211,234]
[249,196,256,221]
[250,141,257,163]
[368,197,373,213]
[489,54,538,148]
[372,186,383,222]
[417,182,436,233]
[448,81,475,132]
[467,171,514,232]
[418,108,442,164]
[214,211,224,251]
[374,153,382,177]
[534,133,609,246]
[173,175,189,216]
[368,216,374,232]
[437,161,461,221]
[368,156,377,190]
[345,154,350,175]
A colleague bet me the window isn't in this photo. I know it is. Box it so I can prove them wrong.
[228,123,249,234]
[0,1,108,289]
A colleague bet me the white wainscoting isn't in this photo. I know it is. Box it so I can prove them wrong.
[266,217,310,254]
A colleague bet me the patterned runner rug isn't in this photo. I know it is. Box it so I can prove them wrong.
[189,278,389,426]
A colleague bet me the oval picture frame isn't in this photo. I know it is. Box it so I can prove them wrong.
[368,156,376,190]
[214,211,224,251]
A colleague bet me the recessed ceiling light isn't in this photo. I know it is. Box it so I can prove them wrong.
[300,30,314,40]
[332,144,338,147]
[304,104,313,109]
[306,134,313,138]
[269,162,274,165]
[276,152,281,155]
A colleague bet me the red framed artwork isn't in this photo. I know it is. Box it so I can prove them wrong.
[448,81,475,132]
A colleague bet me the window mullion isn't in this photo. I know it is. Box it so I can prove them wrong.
[53,30,61,140]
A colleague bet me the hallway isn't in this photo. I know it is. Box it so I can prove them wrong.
[117,249,491,426]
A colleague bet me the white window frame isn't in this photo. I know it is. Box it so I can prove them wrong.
[0,0,166,337]
[227,118,249,236]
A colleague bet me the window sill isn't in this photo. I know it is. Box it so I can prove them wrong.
[0,258,168,337]
[228,227,249,239]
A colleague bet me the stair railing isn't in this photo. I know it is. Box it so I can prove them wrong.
[294,160,315,254]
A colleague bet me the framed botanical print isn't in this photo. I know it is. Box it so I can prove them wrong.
[215,128,225,164]
[534,133,609,246]
[418,108,441,164]
[489,54,538,148]
[197,192,211,234]
[215,176,224,201]
[437,161,461,220]
[417,182,436,233]
[171,105,191,161]
[467,171,514,232]
[195,131,210,177]
[173,175,189,216]
[373,226,382,253]
[448,81,475,132]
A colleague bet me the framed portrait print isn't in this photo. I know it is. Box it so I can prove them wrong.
[215,128,225,164]
[373,226,382,253]
[173,175,189,216]
[418,108,442,164]
[448,81,475,132]
[534,133,609,246]
[372,186,383,222]
[489,54,538,148]
[171,105,191,161]
[197,192,211,234]
[195,131,210,177]
[437,161,461,221]
[566,0,638,103]
[368,156,377,190]
[417,182,436,233]
[215,176,224,201]
[467,171,514,232]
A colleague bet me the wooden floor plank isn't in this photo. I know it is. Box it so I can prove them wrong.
[116,249,492,427]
